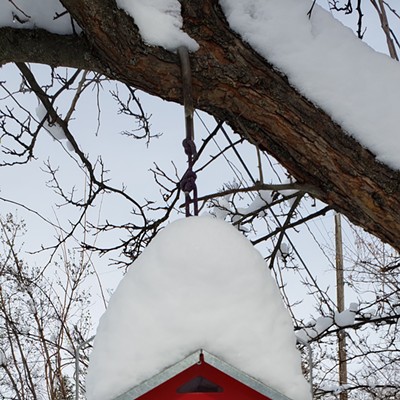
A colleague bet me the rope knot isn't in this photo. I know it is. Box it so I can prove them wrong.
[182,138,197,158]
[180,169,197,193]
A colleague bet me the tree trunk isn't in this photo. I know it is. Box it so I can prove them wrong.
[2,0,400,251]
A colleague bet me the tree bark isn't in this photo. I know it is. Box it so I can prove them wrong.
[2,0,400,251]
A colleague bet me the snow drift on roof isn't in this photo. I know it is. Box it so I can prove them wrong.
[86,217,311,400]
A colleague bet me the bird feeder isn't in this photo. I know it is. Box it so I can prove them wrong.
[113,350,293,400]
[85,218,312,400]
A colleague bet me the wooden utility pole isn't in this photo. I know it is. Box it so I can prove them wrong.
[335,213,348,400]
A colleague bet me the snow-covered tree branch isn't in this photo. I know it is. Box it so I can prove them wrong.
[1,0,400,251]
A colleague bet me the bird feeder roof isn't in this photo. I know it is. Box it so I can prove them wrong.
[114,350,294,400]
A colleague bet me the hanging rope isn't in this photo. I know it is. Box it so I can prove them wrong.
[178,46,198,217]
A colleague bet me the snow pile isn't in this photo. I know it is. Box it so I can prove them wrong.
[219,0,400,170]
[0,0,75,34]
[278,242,292,261]
[86,217,310,400]
[237,190,274,217]
[296,302,359,342]
[0,0,198,51]
[36,102,74,151]
[116,0,199,51]
[211,190,274,222]
[334,302,359,327]
[211,195,232,220]
[279,179,299,207]
[36,103,65,140]
[320,383,351,395]
[296,316,334,343]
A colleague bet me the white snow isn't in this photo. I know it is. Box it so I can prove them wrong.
[237,189,274,217]
[296,316,333,342]
[0,0,197,51]
[36,102,74,151]
[0,348,6,366]
[0,0,76,35]
[334,309,356,327]
[116,0,199,52]
[319,383,351,395]
[335,302,358,327]
[86,217,310,400]
[211,195,231,220]
[296,302,359,342]
[211,189,273,222]
[219,0,400,170]
[2,1,400,168]
[278,179,299,207]
[3,1,400,168]
[36,103,65,141]
[278,242,292,261]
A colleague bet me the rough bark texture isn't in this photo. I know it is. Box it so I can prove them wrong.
[2,0,400,251]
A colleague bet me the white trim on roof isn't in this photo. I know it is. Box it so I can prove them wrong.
[114,349,294,400]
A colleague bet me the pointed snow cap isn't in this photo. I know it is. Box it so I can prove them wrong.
[86,217,311,400]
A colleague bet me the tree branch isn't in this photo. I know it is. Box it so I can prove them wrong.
[1,0,400,252]
[0,27,101,70]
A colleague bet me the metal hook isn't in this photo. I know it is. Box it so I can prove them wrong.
[178,46,194,142]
